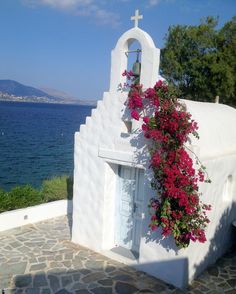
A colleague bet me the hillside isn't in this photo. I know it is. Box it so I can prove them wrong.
[0,80,97,105]
[0,80,52,98]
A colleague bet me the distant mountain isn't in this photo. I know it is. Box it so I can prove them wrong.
[0,80,52,98]
[0,80,97,106]
[40,87,74,100]
[41,87,97,106]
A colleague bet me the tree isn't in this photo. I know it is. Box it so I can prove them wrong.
[160,16,236,107]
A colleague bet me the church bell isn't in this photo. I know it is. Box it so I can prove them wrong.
[132,50,141,84]
[132,59,141,77]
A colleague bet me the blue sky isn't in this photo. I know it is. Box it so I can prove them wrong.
[0,0,235,100]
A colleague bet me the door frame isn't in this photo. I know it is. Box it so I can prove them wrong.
[115,164,144,253]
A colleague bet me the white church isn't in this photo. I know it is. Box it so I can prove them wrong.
[72,10,236,288]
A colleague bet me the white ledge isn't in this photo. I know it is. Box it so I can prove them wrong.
[0,200,72,232]
[98,147,145,169]
[98,148,134,163]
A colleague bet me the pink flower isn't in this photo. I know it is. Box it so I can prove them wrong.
[155,80,163,88]
[153,98,160,108]
[142,124,149,131]
[145,88,156,99]
[143,116,150,124]
[131,110,140,120]
[123,71,211,248]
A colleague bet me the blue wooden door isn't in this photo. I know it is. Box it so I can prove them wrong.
[116,166,144,252]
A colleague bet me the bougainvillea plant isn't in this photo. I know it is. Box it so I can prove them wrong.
[122,70,211,248]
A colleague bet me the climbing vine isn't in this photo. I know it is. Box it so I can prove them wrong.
[123,70,211,248]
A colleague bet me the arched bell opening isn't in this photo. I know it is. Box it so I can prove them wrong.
[120,39,143,135]
[126,39,142,85]
[109,28,160,93]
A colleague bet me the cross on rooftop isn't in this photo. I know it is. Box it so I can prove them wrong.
[131,9,143,28]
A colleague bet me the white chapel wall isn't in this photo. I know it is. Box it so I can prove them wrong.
[72,16,236,289]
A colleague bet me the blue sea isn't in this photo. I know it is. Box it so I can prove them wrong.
[0,101,94,191]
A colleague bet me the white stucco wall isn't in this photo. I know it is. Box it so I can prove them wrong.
[72,25,236,288]
[0,200,72,232]
[137,136,236,287]
[72,27,160,252]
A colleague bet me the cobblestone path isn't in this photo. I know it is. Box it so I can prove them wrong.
[0,216,236,293]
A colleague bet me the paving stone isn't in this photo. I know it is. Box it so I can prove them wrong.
[82,272,106,283]
[61,275,73,287]
[97,279,113,286]
[152,282,168,292]
[54,290,72,294]
[77,251,90,258]
[225,290,236,294]
[64,253,73,260]
[85,260,104,271]
[113,273,134,282]
[14,274,32,287]
[41,289,51,294]
[72,260,84,269]
[228,279,236,288]
[90,287,112,294]
[0,262,27,276]
[220,273,230,279]
[1,289,15,294]
[75,290,92,294]
[104,266,116,273]
[33,274,48,287]
[55,255,63,261]
[9,257,22,263]
[25,288,40,294]
[73,274,81,281]
[17,246,31,254]
[115,281,138,294]
[1,216,236,294]
[14,290,24,294]
[217,282,232,290]
[25,242,45,247]
[30,263,47,271]
[62,261,72,268]
[79,269,91,276]
[138,289,155,293]
[47,268,64,274]
[190,290,202,294]
[71,282,87,290]
[172,289,186,293]
[48,275,60,292]
[0,276,11,288]
[207,266,219,277]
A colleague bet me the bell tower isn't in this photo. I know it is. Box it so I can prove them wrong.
[109,9,161,92]
[72,8,162,272]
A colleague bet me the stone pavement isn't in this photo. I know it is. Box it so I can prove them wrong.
[0,216,236,294]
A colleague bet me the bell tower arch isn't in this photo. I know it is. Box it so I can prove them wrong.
[109,26,161,92]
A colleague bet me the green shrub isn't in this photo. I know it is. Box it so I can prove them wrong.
[41,175,73,203]
[0,185,41,213]
[0,175,73,213]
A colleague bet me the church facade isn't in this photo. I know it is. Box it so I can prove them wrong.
[72,11,236,288]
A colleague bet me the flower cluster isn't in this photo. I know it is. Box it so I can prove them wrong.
[123,72,211,248]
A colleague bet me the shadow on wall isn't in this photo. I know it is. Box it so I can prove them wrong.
[121,105,236,287]
[67,177,73,237]
[193,201,236,280]
[66,176,73,201]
